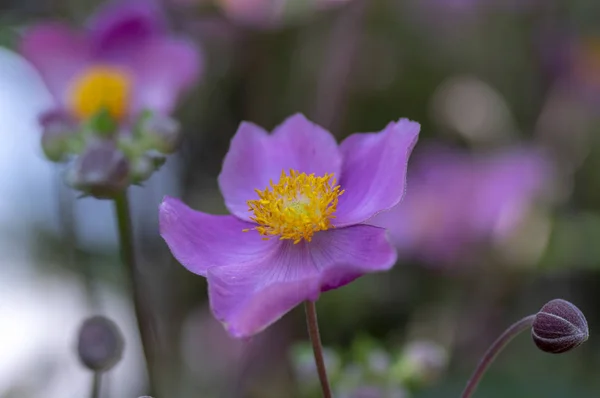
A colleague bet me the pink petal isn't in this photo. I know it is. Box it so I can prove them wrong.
[19,23,90,104]
[471,148,551,237]
[311,225,397,291]
[158,196,276,277]
[218,114,342,221]
[129,37,202,115]
[207,225,396,338]
[334,119,420,226]
[88,0,166,59]
[208,265,321,338]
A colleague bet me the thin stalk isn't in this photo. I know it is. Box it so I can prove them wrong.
[90,372,101,398]
[113,191,157,394]
[461,315,536,398]
[304,301,332,398]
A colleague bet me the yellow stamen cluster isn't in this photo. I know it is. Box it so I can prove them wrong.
[69,66,132,121]
[245,170,344,244]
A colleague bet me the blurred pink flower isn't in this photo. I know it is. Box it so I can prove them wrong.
[159,114,419,337]
[370,145,551,266]
[20,0,202,125]
[19,0,203,196]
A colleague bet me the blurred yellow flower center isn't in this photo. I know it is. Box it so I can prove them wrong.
[69,66,132,121]
[245,170,344,244]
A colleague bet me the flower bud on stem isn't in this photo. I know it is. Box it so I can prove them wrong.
[76,316,124,398]
[461,299,588,398]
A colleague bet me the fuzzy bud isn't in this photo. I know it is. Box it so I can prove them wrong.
[77,316,124,372]
[40,111,79,161]
[139,114,181,154]
[532,299,589,354]
[67,140,129,198]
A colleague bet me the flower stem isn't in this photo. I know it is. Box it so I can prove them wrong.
[304,301,332,398]
[113,191,157,394]
[461,314,536,398]
[90,372,101,398]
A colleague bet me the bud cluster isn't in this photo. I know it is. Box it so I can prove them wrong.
[41,109,181,198]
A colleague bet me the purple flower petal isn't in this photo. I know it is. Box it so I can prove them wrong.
[312,225,397,291]
[208,267,321,338]
[19,23,90,104]
[159,196,276,277]
[334,119,420,226]
[128,37,202,115]
[369,186,471,265]
[370,145,551,266]
[218,114,342,221]
[471,148,551,238]
[88,0,166,59]
[207,225,396,338]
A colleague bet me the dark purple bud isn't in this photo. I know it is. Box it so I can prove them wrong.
[77,316,124,372]
[67,140,129,198]
[39,111,79,161]
[532,299,589,354]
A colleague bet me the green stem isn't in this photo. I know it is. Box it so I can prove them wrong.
[461,315,536,398]
[113,191,157,394]
[90,372,101,398]
[304,301,332,398]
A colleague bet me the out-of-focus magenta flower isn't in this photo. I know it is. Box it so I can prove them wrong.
[159,114,419,338]
[21,0,200,123]
[19,0,202,196]
[371,146,551,266]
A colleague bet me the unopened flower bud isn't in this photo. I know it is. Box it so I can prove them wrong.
[67,141,129,198]
[77,316,124,372]
[139,114,181,154]
[40,111,78,161]
[532,299,589,354]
